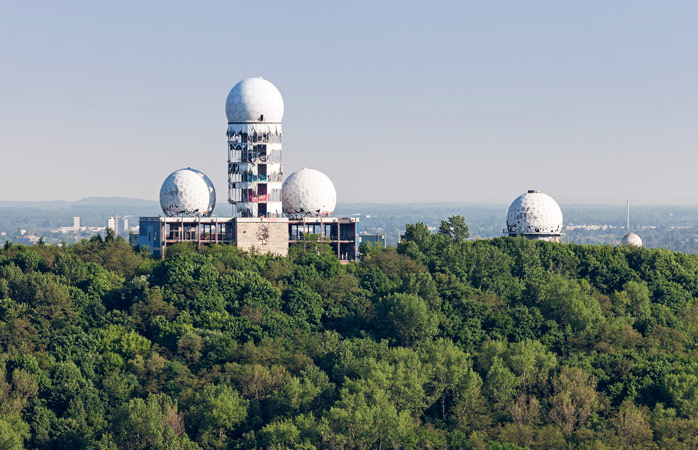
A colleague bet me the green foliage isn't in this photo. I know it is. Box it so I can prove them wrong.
[186,383,247,448]
[112,393,199,449]
[4,218,698,448]
[375,293,439,347]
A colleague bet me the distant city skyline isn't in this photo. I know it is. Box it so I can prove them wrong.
[1,1,697,205]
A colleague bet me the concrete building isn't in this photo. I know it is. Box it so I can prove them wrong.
[138,77,359,262]
[288,217,359,261]
[138,216,359,261]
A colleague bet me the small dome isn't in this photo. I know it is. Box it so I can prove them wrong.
[160,168,216,217]
[225,78,284,123]
[282,168,337,218]
[621,232,643,247]
[506,189,563,236]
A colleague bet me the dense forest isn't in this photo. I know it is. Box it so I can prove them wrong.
[2,217,698,449]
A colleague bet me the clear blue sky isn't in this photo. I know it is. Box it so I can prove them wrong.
[1,0,697,206]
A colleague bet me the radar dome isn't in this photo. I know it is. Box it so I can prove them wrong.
[225,78,284,123]
[160,168,216,217]
[621,232,643,247]
[506,189,563,240]
[282,168,336,218]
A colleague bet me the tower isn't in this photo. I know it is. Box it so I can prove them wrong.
[627,200,630,230]
[621,200,643,247]
[226,78,284,218]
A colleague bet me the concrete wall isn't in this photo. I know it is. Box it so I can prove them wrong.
[234,219,288,256]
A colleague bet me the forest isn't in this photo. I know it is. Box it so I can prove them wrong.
[2,216,698,449]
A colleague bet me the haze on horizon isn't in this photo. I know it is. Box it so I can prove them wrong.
[1,0,697,206]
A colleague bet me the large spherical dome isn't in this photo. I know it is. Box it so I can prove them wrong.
[282,168,336,218]
[160,168,216,217]
[506,190,563,235]
[225,77,284,123]
[621,232,643,247]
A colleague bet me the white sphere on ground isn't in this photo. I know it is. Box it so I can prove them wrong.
[282,168,337,218]
[225,77,284,123]
[506,190,563,235]
[621,232,643,247]
[160,168,216,217]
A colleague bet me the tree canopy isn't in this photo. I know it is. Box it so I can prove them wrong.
[2,221,698,448]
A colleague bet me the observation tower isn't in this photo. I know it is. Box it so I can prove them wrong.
[226,78,284,217]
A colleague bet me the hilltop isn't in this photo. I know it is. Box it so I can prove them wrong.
[1,218,698,448]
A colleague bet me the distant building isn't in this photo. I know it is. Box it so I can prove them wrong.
[58,216,82,234]
[107,217,120,235]
[106,216,129,236]
[19,234,41,245]
[360,233,386,248]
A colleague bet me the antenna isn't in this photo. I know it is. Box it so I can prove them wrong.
[626,200,630,230]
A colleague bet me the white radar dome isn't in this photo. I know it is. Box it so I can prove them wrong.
[160,168,216,217]
[621,232,643,247]
[282,168,337,218]
[506,190,563,236]
[225,77,284,123]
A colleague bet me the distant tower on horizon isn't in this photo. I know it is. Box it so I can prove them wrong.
[225,78,284,218]
[627,200,630,230]
[622,200,643,247]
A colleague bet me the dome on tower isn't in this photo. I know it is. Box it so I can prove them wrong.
[621,232,643,247]
[160,168,216,217]
[282,168,337,218]
[225,78,284,123]
[506,190,563,238]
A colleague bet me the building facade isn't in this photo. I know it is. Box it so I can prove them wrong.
[138,216,359,261]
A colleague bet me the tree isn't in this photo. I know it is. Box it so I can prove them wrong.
[663,372,698,417]
[484,357,518,412]
[274,365,333,413]
[376,293,439,347]
[615,399,652,448]
[327,383,415,450]
[538,274,603,333]
[0,414,30,450]
[438,215,470,242]
[187,384,247,449]
[549,367,599,437]
[283,282,323,324]
[112,393,198,450]
[504,339,557,393]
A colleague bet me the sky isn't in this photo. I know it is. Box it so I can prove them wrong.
[1,0,697,206]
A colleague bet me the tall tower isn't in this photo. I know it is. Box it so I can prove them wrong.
[225,78,284,217]
[626,200,630,230]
